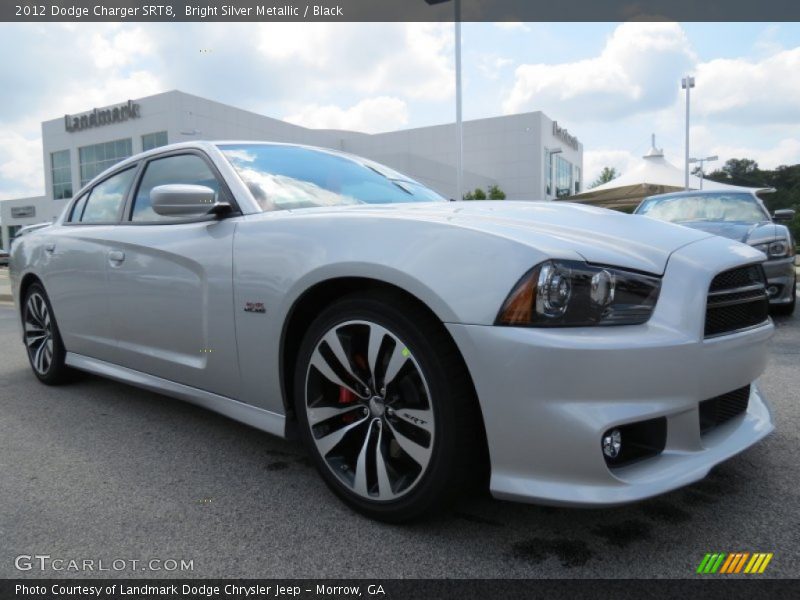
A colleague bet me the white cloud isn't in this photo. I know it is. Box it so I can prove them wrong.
[503,22,695,120]
[0,24,165,199]
[477,55,514,80]
[0,131,44,200]
[584,149,640,187]
[694,47,800,124]
[284,96,409,133]
[705,138,800,171]
[89,25,155,69]
[494,22,531,33]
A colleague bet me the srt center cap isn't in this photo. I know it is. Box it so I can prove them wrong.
[369,396,385,418]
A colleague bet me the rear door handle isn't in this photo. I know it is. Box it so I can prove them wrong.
[108,250,125,264]
[44,243,55,253]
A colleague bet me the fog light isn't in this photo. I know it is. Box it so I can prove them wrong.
[767,285,778,297]
[602,428,622,459]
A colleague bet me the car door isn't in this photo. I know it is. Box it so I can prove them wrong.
[102,151,241,399]
[41,167,137,362]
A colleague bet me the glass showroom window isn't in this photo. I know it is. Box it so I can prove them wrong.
[79,138,133,187]
[545,151,553,196]
[555,155,573,198]
[51,150,72,199]
[142,131,168,152]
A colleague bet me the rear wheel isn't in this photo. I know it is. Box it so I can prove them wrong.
[22,283,71,385]
[294,290,484,522]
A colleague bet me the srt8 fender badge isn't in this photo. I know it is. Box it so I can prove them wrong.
[244,302,266,314]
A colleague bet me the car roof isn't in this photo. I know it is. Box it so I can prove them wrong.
[645,190,756,200]
[78,140,381,194]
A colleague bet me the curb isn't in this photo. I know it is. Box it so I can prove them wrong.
[0,294,13,303]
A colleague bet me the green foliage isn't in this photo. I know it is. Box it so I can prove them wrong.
[590,167,618,189]
[463,187,486,200]
[704,159,800,242]
[487,184,506,200]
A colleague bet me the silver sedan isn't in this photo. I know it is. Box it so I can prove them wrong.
[9,142,775,521]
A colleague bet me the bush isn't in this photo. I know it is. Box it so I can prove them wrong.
[487,185,506,200]
[463,188,486,200]
[463,186,506,200]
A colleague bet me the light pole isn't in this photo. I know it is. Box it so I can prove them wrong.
[688,155,718,190]
[681,75,695,191]
[426,0,462,200]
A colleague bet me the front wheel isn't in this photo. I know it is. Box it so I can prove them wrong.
[294,291,484,522]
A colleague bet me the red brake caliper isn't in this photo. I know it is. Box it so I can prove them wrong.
[339,386,358,423]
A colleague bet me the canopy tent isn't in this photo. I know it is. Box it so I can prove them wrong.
[567,141,772,210]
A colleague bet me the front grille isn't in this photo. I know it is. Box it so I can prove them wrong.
[699,385,750,434]
[705,265,769,337]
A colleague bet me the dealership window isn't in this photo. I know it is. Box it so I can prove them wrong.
[555,155,573,198]
[142,131,168,152]
[545,151,553,196]
[79,138,133,187]
[51,150,72,199]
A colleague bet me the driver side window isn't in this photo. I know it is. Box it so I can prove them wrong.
[131,154,221,222]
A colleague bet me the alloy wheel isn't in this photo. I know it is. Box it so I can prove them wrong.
[24,292,54,375]
[304,320,435,502]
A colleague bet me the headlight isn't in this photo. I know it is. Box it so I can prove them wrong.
[496,260,661,327]
[752,240,793,258]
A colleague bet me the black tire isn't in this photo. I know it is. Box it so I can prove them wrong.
[293,289,485,522]
[22,283,71,385]
[770,275,796,317]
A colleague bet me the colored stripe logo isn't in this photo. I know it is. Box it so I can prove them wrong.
[697,552,773,574]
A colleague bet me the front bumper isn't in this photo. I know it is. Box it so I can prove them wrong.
[447,239,775,506]
[762,256,796,305]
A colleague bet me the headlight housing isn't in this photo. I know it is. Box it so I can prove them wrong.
[496,260,662,327]
[752,240,794,258]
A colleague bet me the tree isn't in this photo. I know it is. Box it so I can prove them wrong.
[487,184,506,200]
[462,187,487,200]
[705,159,800,244]
[590,167,619,189]
[705,158,762,187]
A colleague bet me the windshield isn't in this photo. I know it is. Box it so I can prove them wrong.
[218,143,445,211]
[636,193,768,223]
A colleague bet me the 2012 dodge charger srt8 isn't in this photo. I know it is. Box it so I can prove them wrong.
[10,142,775,521]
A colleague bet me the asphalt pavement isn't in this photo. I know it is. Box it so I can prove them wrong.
[0,292,798,579]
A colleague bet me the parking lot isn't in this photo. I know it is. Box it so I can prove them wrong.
[0,274,798,579]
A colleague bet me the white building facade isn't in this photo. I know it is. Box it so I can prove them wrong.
[1,90,583,248]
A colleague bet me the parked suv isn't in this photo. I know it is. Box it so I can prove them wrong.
[636,190,796,315]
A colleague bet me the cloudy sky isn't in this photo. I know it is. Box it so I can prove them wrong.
[1,21,799,199]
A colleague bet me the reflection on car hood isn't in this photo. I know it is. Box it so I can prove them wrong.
[283,200,720,275]
[674,220,779,245]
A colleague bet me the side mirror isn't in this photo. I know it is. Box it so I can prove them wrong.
[150,184,231,217]
[773,208,796,222]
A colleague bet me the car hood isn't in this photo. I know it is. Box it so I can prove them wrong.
[672,220,779,245]
[282,201,716,275]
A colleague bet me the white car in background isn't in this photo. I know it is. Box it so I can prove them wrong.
[9,142,774,521]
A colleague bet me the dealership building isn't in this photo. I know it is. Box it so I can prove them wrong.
[0,90,583,248]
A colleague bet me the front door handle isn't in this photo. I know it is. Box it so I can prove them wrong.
[108,250,126,264]
[44,243,55,253]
